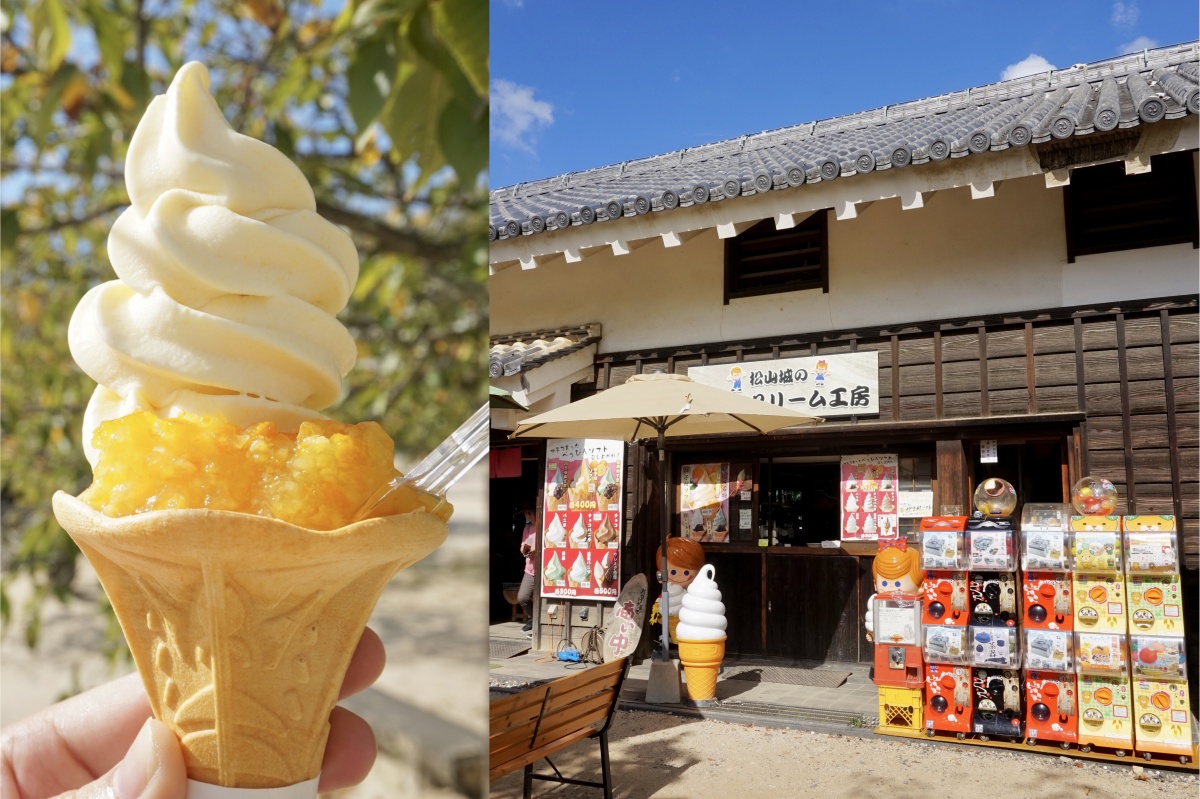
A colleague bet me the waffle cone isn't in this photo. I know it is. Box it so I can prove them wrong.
[676,636,726,701]
[52,491,447,790]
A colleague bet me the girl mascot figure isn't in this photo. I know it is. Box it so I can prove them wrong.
[649,536,706,642]
[864,537,922,642]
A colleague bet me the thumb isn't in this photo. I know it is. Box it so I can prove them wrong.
[66,718,187,799]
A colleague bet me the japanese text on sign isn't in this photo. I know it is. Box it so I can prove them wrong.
[688,352,879,418]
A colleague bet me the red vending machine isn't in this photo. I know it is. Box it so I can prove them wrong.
[920,516,969,627]
[1021,503,1073,631]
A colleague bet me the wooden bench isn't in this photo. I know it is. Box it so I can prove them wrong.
[489,657,629,798]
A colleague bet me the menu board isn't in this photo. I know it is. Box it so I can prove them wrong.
[541,439,623,601]
[840,454,899,541]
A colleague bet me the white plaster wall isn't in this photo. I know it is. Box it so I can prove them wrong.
[490,172,1199,354]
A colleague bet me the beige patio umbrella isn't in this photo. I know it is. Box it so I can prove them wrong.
[511,372,820,687]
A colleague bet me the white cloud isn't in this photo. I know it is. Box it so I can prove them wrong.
[491,79,555,154]
[1001,54,1056,81]
[1111,1,1139,27]
[500,0,524,7]
[1118,35,1159,54]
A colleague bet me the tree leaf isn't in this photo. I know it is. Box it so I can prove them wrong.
[30,0,70,73]
[437,94,485,181]
[346,31,397,135]
[31,63,78,140]
[382,57,449,178]
[405,3,477,106]
[430,0,486,99]
[85,0,125,83]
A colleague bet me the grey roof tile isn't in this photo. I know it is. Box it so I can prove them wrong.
[490,42,1200,242]
[489,324,603,378]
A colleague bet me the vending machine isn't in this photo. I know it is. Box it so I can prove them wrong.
[873,594,924,689]
[1024,628,1077,747]
[1071,522,1126,634]
[1021,503,1073,631]
[1076,631,1134,755]
[972,667,1025,741]
[920,516,969,626]
[924,661,972,739]
[1123,516,1192,763]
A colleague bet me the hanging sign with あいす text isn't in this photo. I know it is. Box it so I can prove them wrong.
[688,351,879,418]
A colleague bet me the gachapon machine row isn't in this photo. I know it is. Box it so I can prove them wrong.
[1071,500,1125,635]
[1122,515,1193,763]
[1076,632,1134,755]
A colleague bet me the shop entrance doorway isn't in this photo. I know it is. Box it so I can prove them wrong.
[489,449,541,624]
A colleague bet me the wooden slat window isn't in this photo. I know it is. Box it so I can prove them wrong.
[1064,149,1199,263]
[725,211,829,302]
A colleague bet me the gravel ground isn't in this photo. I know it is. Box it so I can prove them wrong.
[489,709,1199,799]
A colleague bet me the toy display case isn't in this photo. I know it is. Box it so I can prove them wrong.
[966,521,1016,572]
[972,668,1025,741]
[923,624,970,665]
[1021,503,1073,631]
[920,516,969,627]
[971,626,1021,669]
[1076,632,1134,754]
[924,663,972,738]
[1025,671,1078,748]
[872,595,924,689]
[1024,629,1075,673]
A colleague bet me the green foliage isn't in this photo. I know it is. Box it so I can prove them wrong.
[0,0,488,651]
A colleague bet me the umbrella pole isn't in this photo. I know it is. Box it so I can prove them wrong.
[645,426,682,704]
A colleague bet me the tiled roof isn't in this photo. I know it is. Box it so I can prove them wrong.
[489,42,1199,242]
[489,324,602,378]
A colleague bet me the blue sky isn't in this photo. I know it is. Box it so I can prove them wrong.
[489,0,1199,189]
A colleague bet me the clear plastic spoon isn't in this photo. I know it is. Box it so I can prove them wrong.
[351,402,490,522]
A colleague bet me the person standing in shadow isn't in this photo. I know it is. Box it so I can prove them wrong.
[517,502,538,634]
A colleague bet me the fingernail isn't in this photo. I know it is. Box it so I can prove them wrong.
[115,719,156,799]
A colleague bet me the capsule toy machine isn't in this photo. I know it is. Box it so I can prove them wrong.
[922,619,972,738]
[1024,628,1077,748]
[1020,503,1073,631]
[873,593,924,689]
[920,516,969,627]
[1124,518,1183,637]
[1076,632,1134,755]
[971,664,1024,742]
[1129,636,1193,763]
[1071,522,1126,635]
[966,478,1019,632]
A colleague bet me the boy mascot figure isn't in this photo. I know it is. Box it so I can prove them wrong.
[649,536,706,642]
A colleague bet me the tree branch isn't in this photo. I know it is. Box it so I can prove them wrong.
[315,200,458,261]
[19,203,125,237]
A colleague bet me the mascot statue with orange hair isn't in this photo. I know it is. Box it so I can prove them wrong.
[649,536,706,642]
[864,537,923,642]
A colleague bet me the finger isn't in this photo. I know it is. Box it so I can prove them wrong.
[338,626,385,701]
[2,673,151,797]
[316,707,376,792]
[59,718,186,799]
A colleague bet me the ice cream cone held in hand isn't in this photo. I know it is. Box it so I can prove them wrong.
[675,564,728,702]
[53,62,448,796]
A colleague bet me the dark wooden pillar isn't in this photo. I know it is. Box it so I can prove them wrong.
[936,439,969,513]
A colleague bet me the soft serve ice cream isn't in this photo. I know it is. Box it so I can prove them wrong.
[51,62,450,795]
[545,513,567,547]
[568,552,590,587]
[675,565,728,641]
[674,564,727,702]
[71,61,358,460]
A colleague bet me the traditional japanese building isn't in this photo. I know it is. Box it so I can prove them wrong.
[488,42,1199,689]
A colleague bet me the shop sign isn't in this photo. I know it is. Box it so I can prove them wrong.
[897,490,934,518]
[841,453,899,541]
[688,351,879,417]
[541,439,623,601]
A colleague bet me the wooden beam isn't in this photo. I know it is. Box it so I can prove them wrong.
[891,336,901,422]
[1159,310,1183,522]
[1115,313,1137,512]
[934,331,943,419]
[1025,322,1037,415]
[979,326,989,416]
[936,440,969,513]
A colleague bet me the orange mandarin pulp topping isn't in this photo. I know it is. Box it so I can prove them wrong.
[81,411,449,530]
